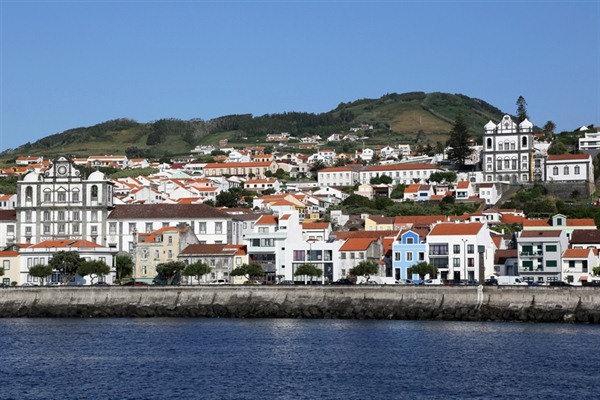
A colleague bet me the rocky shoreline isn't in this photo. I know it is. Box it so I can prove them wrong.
[1,286,599,323]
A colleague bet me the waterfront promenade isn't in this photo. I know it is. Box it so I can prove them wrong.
[1,285,600,322]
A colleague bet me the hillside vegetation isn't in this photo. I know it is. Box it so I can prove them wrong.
[2,92,509,159]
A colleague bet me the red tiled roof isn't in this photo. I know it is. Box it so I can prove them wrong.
[428,222,484,236]
[547,154,591,161]
[562,248,594,259]
[519,230,563,238]
[30,240,101,249]
[256,215,278,225]
[362,163,441,172]
[302,222,329,229]
[339,238,376,251]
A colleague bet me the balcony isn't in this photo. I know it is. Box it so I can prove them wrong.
[520,251,543,257]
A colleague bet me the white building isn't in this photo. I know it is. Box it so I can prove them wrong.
[545,154,594,183]
[359,163,442,185]
[481,115,535,183]
[317,167,359,187]
[578,130,600,151]
[16,157,114,246]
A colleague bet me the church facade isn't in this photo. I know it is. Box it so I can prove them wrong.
[481,115,534,184]
[15,156,114,245]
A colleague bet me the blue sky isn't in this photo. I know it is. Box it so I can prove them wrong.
[1,0,599,152]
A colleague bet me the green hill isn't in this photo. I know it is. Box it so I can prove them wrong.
[1,92,510,159]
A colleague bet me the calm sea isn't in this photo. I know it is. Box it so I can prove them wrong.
[0,318,598,400]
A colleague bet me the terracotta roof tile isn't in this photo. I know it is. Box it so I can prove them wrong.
[428,222,484,236]
[339,238,376,251]
[562,248,594,258]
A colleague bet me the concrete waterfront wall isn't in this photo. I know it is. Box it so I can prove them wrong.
[2,286,600,323]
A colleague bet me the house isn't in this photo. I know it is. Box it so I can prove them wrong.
[360,163,442,185]
[356,148,374,162]
[569,229,600,249]
[517,230,569,284]
[403,184,434,201]
[522,214,596,240]
[0,249,20,286]
[133,225,199,283]
[545,154,594,183]
[245,212,303,283]
[317,166,359,187]
[87,155,129,169]
[364,215,394,231]
[302,221,332,242]
[178,244,248,284]
[561,248,597,285]
[578,129,600,151]
[478,183,500,205]
[20,239,116,285]
[392,229,427,280]
[494,249,519,277]
[338,237,384,279]
[427,222,495,282]
[106,203,233,254]
[243,178,281,194]
[0,209,17,248]
[203,161,278,179]
[455,181,474,200]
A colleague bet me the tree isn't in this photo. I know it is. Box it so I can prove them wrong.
[115,255,134,280]
[0,267,4,278]
[216,190,241,208]
[351,260,379,282]
[48,251,83,284]
[28,264,53,286]
[446,113,472,166]
[155,261,185,285]
[230,263,264,282]
[543,120,556,140]
[182,262,211,285]
[516,96,529,123]
[407,261,438,280]
[294,263,323,284]
[77,260,111,284]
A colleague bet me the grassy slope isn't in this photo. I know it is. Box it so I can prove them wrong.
[2,92,508,159]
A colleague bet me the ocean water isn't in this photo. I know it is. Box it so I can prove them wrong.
[0,318,599,400]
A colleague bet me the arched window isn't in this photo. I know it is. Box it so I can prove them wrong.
[575,166,580,175]
[553,167,559,175]
[522,136,528,147]
[510,141,516,150]
[486,138,492,148]
[91,185,98,200]
[25,186,33,201]
[564,166,569,175]
[504,140,509,150]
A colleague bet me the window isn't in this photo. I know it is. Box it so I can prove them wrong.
[25,210,32,222]
[44,192,51,202]
[142,266,147,275]
[43,211,51,220]
[199,222,207,234]
[568,260,576,269]
[453,244,460,254]
[418,252,425,261]
[109,222,117,235]
[467,244,474,254]
[394,252,401,261]
[467,258,475,267]
[406,237,414,244]
[350,253,355,259]
[154,250,160,259]
[293,250,305,261]
[553,166,558,175]
[546,245,557,252]
[168,236,173,244]
[91,185,98,200]
[58,223,65,233]
[57,191,66,202]
[340,253,346,260]
[72,211,80,221]
[564,166,569,175]
[72,223,80,234]
[406,252,413,261]
[546,260,557,267]
[522,136,528,147]
[575,166,580,175]
[259,227,268,233]
[72,191,80,202]
[3,260,9,270]
[359,252,364,259]
[25,186,33,201]
[453,258,460,267]
[167,250,173,259]
[129,223,136,234]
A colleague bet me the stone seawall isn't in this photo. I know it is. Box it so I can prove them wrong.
[2,286,600,323]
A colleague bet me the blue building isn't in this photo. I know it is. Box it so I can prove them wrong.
[392,229,427,280]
